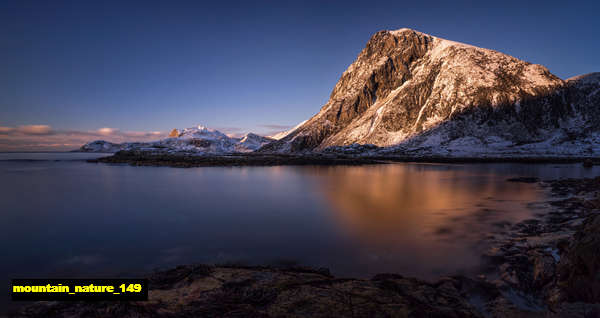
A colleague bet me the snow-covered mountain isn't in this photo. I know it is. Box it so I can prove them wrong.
[261,28,599,157]
[268,120,308,140]
[80,125,273,154]
[235,133,274,152]
[79,140,127,153]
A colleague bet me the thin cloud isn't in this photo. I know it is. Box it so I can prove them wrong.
[0,124,166,151]
[0,127,15,134]
[215,126,244,133]
[214,126,245,138]
[259,124,293,130]
[17,125,53,135]
[123,131,163,138]
[97,127,119,135]
[256,124,295,137]
[0,125,56,136]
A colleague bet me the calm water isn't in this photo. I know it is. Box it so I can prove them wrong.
[2,153,599,312]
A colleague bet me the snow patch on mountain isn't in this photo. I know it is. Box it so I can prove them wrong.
[269,120,308,140]
[235,133,274,152]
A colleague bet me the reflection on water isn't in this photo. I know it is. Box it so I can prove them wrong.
[2,155,600,313]
[308,164,543,277]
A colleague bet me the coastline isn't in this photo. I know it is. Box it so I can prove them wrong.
[87,150,600,168]
[14,176,600,317]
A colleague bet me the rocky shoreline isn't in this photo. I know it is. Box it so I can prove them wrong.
[14,176,600,317]
[87,150,600,168]
[478,176,600,315]
[87,150,389,167]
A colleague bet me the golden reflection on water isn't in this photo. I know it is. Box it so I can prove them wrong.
[303,164,541,277]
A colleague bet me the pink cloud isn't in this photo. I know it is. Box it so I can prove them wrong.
[97,127,118,135]
[0,127,15,134]
[0,124,166,151]
[16,125,53,135]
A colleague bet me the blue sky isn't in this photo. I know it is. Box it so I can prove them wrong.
[0,0,598,150]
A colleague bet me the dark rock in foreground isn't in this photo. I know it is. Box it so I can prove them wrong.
[558,213,600,303]
[16,265,487,317]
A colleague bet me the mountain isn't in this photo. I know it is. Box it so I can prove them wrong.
[235,133,274,152]
[261,29,599,157]
[79,126,273,154]
[79,140,127,153]
[268,120,308,140]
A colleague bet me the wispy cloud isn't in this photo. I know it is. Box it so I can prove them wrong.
[259,124,293,130]
[97,127,118,135]
[211,126,247,138]
[0,125,54,136]
[0,127,14,135]
[0,125,165,151]
[257,124,294,137]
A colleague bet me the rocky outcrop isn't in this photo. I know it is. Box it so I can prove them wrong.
[478,176,600,316]
[261,29,599,157]
[558,213,600,303]
[14,265,518,318]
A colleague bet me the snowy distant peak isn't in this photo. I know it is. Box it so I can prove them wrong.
[80,140,124,152]
[80,126,275,154]
[178,125,229,140]
[235,133,273,152]
[195,125,219,133]
[240,133,271,143]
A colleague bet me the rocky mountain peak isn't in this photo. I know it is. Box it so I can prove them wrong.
[240,133,263,142]
[260,28,595,155]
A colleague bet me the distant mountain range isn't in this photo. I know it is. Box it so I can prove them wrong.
[80,126,273,153]
[81,29,599,157]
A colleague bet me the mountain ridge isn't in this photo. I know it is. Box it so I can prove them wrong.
[260,28,598,157]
